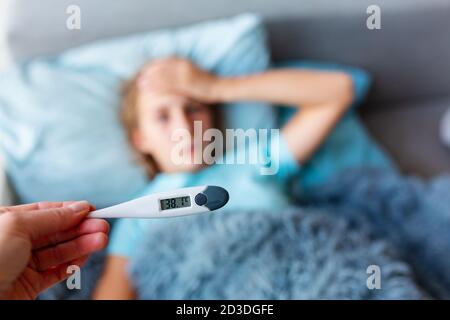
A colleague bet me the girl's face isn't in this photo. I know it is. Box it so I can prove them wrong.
[132,89,214,173]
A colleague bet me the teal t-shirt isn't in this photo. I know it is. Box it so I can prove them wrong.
[108,134,300,258]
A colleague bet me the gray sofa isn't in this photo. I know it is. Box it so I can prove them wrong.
[5,0,450,177]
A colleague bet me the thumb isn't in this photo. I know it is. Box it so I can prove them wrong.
[20,201,92,243]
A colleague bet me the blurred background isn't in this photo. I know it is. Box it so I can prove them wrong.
[0,0,11,71]
[0,0,10,204]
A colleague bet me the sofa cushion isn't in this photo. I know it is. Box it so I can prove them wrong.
[361,98,450,177]
[0,153,13,206]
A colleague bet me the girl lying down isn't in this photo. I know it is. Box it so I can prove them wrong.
[93,57,354,299]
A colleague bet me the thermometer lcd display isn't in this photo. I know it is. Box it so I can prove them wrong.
[160,196,191,210]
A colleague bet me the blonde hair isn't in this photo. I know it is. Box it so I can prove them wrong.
[120,75,159,179]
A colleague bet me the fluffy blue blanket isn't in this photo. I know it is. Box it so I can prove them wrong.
[39,167,450,299]
[298,168,450,298]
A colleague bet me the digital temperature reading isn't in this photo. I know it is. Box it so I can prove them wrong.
[160,196,191,210]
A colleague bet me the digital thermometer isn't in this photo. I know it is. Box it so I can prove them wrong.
[89,185,229,219]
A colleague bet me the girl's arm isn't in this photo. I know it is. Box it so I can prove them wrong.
[138,58,354,164]
[208,70,354,163]
[92,255,136,300]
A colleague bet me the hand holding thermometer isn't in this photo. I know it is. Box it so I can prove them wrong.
[89,186,229,219]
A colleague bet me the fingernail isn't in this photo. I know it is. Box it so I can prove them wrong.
[68,201,90,213]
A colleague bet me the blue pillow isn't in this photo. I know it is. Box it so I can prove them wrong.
[275,61,395,190]
[0,14,274,208]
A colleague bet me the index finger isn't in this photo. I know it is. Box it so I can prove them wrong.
[0,201,95,214]
[20,201,93,242]
[0,202,60,213]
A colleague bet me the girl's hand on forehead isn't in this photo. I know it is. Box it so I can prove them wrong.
[138,57,219,104]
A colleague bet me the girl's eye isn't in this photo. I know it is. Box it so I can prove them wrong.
[186,104,202,114]
[157,112,169,123]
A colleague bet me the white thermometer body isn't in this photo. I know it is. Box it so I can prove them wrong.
[89,185,229,219]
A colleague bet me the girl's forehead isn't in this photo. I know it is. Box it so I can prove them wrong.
[139,91,191,109]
